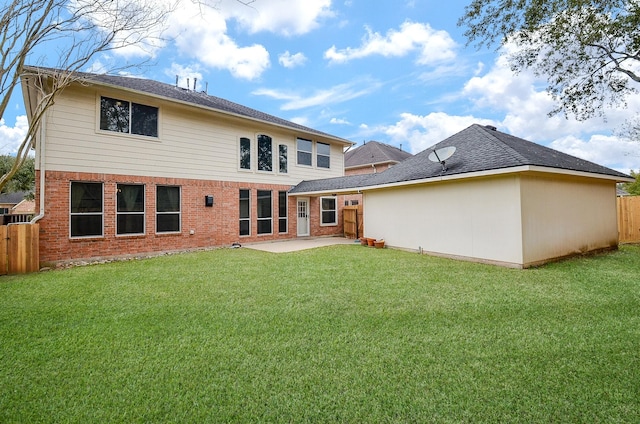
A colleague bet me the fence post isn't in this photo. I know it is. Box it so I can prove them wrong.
[0,226,7,275]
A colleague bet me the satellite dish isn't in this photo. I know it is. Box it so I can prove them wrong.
[428,146,456,172]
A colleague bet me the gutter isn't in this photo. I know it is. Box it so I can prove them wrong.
[30,113,46,224]
[290,165,633,197]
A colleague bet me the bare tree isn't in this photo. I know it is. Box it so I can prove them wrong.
[0,0,176,192]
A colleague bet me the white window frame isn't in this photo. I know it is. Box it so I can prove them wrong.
[296,138,313,167]
[316,142,331,169]
[319,196,338,226]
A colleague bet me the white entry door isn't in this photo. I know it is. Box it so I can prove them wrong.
[297,198,310,236]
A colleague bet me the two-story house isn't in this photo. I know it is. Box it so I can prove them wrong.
[21,67,353,264]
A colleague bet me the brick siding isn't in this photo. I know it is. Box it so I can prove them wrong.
[36,171,344,264]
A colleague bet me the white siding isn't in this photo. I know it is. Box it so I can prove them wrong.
[42,84,345,184]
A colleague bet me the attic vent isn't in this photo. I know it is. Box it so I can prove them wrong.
[485,125,497,131]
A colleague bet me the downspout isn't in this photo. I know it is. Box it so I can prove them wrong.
[30,113,46,224]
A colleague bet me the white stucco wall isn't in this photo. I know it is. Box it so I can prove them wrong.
[363,172,620,268]
[363,175,524,266]
[520,173,618,266]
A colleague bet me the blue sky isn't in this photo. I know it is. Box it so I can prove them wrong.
[1,0,638,173]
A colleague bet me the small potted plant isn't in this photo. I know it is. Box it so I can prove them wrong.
[374,239,385,249]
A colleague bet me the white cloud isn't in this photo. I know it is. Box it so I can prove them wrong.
[0,116,29,155]
[166,2,270,80]
[324,21,457,65]
[165,64,204,90]
[550,135,639,174]
[380,112,496,154]
[278,51,307,68]
[289,116,311,127]
[218,0,334,36]
[253,79,382,110]
[95,0,334,79]
[330,117,351,125]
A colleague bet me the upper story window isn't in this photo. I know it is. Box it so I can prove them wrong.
[257,134,273,172]
[100,96,158,138]
[279,144,288,173]
[240,137,251,170]
[317,142,330,169]
[297,138,312,166]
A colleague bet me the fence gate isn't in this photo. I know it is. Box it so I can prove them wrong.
[617,196,640,243]
[0,223,39,275]
[343,205,363,239]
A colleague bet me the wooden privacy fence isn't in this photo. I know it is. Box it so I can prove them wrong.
[0,223,39,275]
[617,196,640,243]
[343,205,363,239]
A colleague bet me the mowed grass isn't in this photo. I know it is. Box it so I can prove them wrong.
[1,244,639,423]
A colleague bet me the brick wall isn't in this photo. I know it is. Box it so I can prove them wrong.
[35,171,344,264]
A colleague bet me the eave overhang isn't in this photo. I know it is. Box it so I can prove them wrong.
[289,165,633,197]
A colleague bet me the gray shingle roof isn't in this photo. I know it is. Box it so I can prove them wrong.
[25,66,350,144]
[345,141,412,168]
[0,191,30,204]
[290,124,631,194]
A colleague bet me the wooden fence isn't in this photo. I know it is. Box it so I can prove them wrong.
[343,205,363,239]
[0,223,39,275]
[617,196,640,243]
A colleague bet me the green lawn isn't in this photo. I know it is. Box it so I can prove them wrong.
[1,245,639,423]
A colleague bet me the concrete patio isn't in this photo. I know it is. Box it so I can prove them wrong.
[243,237,358,253]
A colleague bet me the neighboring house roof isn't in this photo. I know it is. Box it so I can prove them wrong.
[345,141,412,169]
[22,66,352,146]
[12,199,35,213]
[291,124,633,194]
[0,191,30,205]
[617,186,630,196]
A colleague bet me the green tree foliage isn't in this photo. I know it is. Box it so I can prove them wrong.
[459,0,640,131]
[0,155,35,194]
[622,170,640,195]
